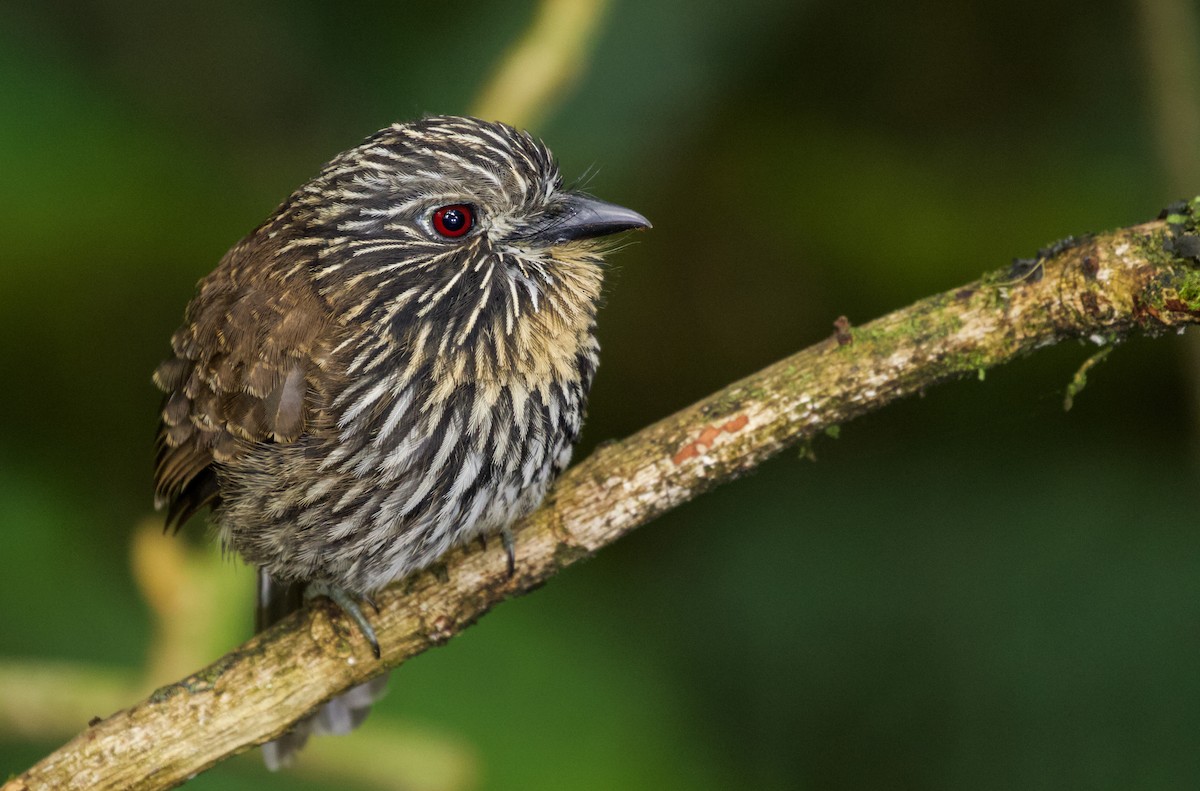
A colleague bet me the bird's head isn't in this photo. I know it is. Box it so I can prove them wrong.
[264,115,649,369]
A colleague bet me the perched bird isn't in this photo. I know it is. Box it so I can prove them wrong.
[152,115,649,768]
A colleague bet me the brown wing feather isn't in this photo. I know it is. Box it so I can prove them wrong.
[153,240,336,532]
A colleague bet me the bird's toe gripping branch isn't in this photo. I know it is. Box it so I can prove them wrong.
[304,583,381,659]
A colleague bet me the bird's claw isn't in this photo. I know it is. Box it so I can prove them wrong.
[305,582,381,659]
[500,527,516,579]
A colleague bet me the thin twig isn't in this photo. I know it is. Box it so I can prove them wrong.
[1063,346,1114,411]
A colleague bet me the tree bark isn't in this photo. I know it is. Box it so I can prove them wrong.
[7,205,1200,791]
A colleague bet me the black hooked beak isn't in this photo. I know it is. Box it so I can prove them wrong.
[527,193,651,245]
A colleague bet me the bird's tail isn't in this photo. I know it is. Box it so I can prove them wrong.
[256,569,390,771]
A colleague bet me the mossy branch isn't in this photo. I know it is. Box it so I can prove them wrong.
[7,205,1200,791]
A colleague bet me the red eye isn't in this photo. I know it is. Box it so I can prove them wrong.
[431,204,474,238]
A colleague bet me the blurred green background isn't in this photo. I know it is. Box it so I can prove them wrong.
[3,0,1200,788]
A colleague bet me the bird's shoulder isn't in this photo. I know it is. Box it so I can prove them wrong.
[152,238,349,528]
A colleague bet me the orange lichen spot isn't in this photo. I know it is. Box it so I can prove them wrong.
[672,414,750,465]
[723,414,749,433]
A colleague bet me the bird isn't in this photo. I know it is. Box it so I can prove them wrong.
[151,115,650,768]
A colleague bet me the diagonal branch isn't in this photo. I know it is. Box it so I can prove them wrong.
[471,0,612,129]
[7,206,1200,791]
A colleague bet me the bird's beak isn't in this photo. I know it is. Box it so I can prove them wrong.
[528,194,651,245]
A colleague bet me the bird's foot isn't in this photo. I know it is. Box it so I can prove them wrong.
[305,582,381,659]
[500,527,516,579]
[477,529,516,577]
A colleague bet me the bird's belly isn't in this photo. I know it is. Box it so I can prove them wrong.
[350,455,562,593]
[218,382,580,596]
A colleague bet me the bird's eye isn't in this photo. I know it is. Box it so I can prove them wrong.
[431,204,474,238]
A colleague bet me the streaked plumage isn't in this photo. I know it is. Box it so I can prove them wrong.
[152,115,648,767]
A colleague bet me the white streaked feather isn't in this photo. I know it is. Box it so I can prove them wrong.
[376,386,414,441]
[338,375,392,428]
[446,449,483,503]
